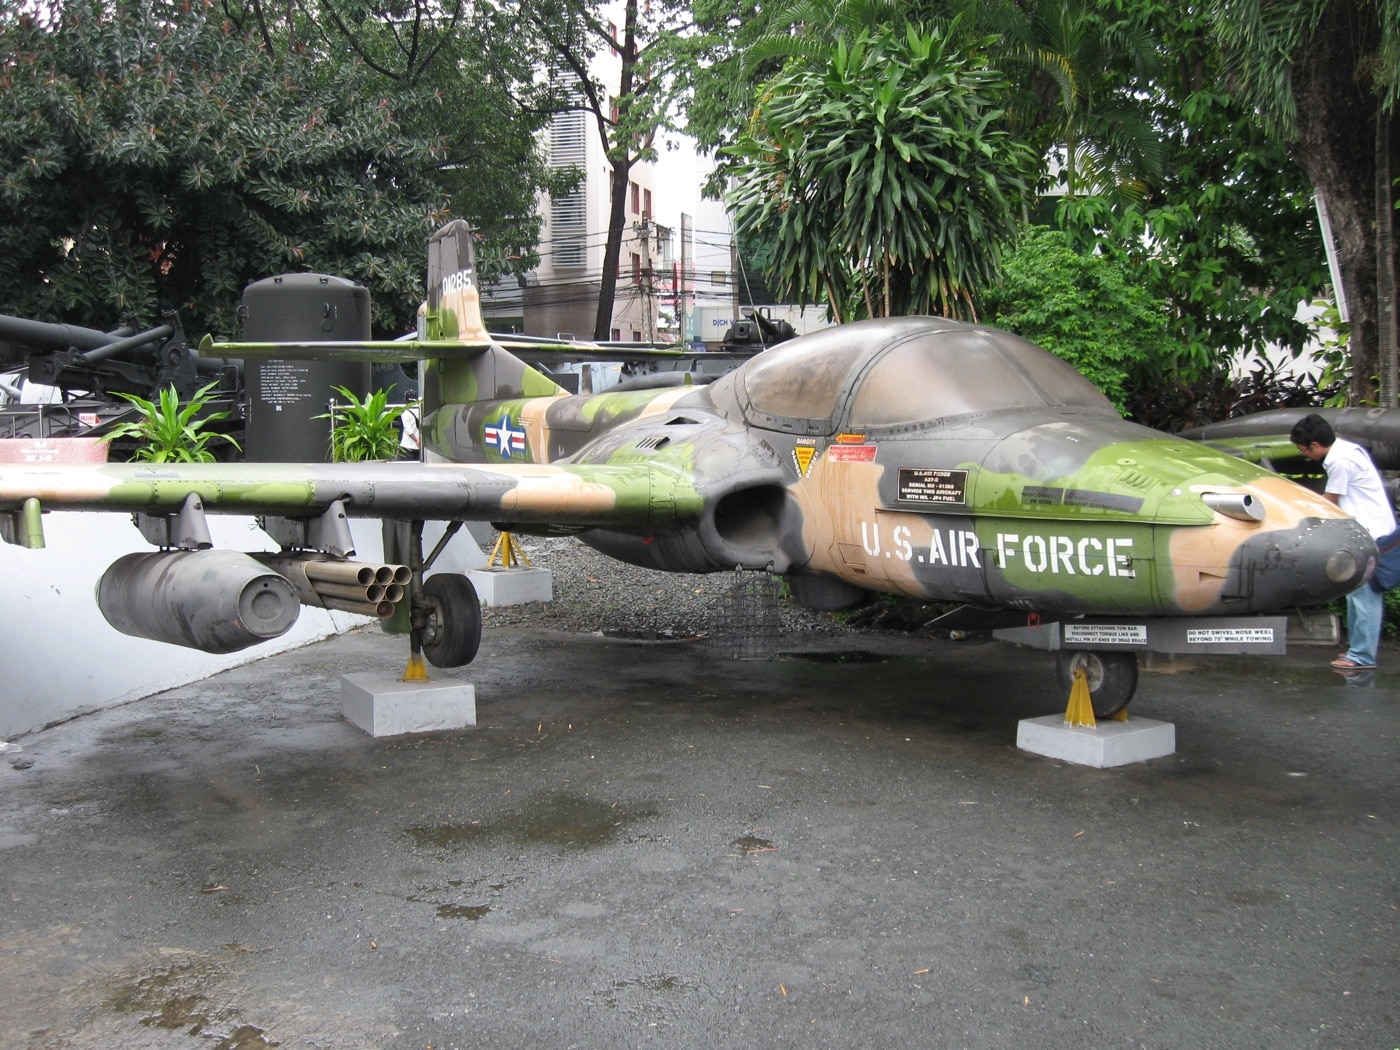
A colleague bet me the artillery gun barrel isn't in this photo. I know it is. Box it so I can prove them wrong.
[0,314,172,366]
[77,324,173,365]
[0,314,115,354]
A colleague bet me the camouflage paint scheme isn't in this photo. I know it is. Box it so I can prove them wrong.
[421,315,1371,619]
[0,319,1373,620]
[0,221,1376,661]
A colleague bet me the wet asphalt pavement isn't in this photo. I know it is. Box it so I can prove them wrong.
[0,624,1397,1050]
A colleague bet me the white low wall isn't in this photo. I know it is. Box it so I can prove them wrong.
[1,514,496,739]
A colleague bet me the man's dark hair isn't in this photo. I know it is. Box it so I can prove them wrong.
[1290,413,1336,448]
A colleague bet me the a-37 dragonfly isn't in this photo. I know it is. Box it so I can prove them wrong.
[0,222,1376,716]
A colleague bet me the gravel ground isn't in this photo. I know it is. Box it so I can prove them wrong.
[477,534,854,640]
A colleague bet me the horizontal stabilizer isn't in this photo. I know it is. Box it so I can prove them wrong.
[201,333,689,366]
[199,335,491,362]
[494,335,687,365]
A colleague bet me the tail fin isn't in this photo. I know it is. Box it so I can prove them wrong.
[424,219,490,344]
[421,220,564,406]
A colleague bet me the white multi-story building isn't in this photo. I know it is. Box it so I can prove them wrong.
[478,4,828,348]
[483,8,661,342]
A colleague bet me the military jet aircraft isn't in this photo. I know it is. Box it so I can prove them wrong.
[1180,407,1400,473]
[0,222,1377,716]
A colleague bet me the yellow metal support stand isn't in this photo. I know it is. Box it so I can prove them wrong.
[1064,666,1097,728]
[402,651,429,683]
[1063,666,1130,726]
[487,531,532,569]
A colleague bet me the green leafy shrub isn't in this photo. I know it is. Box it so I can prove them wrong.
[980,225,1179,414]
[318,386,411,462]
[104,382,240,463]
[1123,357,1326,433]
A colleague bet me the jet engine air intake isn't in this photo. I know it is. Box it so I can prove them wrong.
[96,550,300,654]
[253,553,411,618]
[711,484,792,572]
[713,485,787,547]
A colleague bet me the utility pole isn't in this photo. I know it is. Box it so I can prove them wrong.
[680,212,691,344]
[636,217,655,343]
[730,236,740,323]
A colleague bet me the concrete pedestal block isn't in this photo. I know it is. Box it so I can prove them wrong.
[1016,715,1175,768]
[465,567,553,606]
[341,673,476,737]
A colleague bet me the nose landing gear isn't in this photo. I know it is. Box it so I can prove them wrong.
[1055,649,1138,718]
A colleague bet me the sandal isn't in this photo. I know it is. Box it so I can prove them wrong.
[1330,657,1376,670]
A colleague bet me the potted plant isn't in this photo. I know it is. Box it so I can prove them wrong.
[317,385,414,462]
[103,381,241,462]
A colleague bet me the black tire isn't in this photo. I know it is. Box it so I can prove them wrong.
[421,574,482,668]
[1055,649,1138,718]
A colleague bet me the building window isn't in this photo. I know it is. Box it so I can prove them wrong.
[547,108,588,269]
[630,181,640,214]
[608,22,618,56]
[643,188,652,220]
[611,327,621,341]
[632,330,642,341]
[631,252,642,283]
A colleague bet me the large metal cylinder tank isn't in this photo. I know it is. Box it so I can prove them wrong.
[242,274,372,462]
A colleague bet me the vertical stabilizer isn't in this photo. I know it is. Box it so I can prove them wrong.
[426,220,491,344]
[419,221,564,409]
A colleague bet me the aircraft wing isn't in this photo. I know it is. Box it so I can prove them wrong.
[0,460,703,545]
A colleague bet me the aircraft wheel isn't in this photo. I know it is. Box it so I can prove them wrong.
[421,573,482,668]
[1055,650,1138,717]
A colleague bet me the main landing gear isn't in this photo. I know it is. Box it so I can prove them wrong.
[1054,649,1138,718]
[420,573,482,668]
[398,520,484,679]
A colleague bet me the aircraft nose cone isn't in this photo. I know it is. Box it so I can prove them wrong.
[1236,515,1376,608]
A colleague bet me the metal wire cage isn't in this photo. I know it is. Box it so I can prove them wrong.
[710,571,782,660]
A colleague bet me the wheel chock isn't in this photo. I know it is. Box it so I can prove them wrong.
[1064,666,1097,728]
[402,651,429,683]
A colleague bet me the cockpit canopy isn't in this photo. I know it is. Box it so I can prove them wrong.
[724,316,1116,436]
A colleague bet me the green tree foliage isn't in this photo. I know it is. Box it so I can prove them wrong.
[1055,79,1328,383]
[979,226,1177,413]
[524,0,692,339]
[688,0,1336,391]
[725,26,1037,321]
[1001,0,1166,202]
[236,0,572,290]
[0,0,450,338]
[1211,0,1399,405]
